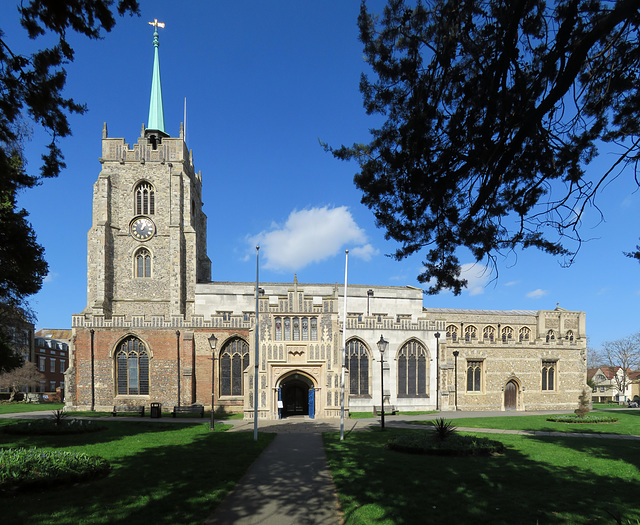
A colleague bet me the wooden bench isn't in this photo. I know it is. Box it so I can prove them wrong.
[373,405,398,416]
[112,405,145,417]
[172,405,205,418]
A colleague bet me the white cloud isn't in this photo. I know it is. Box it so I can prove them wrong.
[459,263,490,296]
[248,206,377,271]
[526,288,548,299]
[505,280,519,287]
[43,272,57,284]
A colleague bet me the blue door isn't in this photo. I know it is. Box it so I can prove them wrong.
[308,388,315,419]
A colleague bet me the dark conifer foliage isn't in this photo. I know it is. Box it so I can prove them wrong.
[330,0,640,294]
[0,1,139,370]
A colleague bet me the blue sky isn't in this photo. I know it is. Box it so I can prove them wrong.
[5,1,639,349]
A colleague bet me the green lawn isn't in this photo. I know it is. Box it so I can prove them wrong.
[324,428,640,524]
[415,411,640,435]
[0,418,273,524]
[0,403,64,414]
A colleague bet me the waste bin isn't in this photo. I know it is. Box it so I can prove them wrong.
[150,402,162,418]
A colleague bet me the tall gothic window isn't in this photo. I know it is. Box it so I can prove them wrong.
[135,181,155,215]
[519,327,531,342]
[220,338,249,396]
[466,360,483,392]
[397,340,428,397]
[542,361,556,390]
[446,325,458,342]
[116,337,149,395]
[345,339,370,396]
[134,248,152,278]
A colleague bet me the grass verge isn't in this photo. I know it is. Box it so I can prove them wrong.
[324,428,640,524]
[0,418,273,524]
[407,411,640,435]
[0,403,64,414]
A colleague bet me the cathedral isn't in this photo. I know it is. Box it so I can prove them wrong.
[65,25,587,418]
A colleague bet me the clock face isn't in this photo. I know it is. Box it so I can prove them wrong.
[131,217,155,241]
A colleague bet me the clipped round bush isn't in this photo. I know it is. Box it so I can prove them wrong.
[0,448,111,491]
[3,418,105,435]
[546,415,618,424]
[387,431,505,456]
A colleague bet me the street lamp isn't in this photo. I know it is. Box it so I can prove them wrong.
[377,334,388,430]
[434,331,440,410]
[453,350,459,410]
[208,334,218,431]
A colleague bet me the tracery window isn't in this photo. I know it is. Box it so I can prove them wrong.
[519,327,531,342]
[293,318,300,341]
[220,338,249,396]
[466,360,483,392]
[501,326,513,342]
[311,318,318,340]
[542,361,556,390]
[135,181,155,215]
[565,330,574,342]
[397,340,428,397]
[134,248,152,278]
[302,318,309,340]
[464,325,477,341]
[446,325,458,342]
[275,318,282,340]
[284,318,291,340]
[483,326,495,342]
[546,330,555,342]
[346,339,370,396]
[116,337,149,396]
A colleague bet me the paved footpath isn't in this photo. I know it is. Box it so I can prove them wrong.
[203,430,343,525]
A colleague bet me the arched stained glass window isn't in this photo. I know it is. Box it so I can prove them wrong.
[116,337,149,395]
[135,181,155,215]
[219,338,249,396]
[345,339,370,396]
[397,340,428,397]
[501,326,513,342]
[134,248,151,278]
[483,326,495,342]
[464,325,477,341]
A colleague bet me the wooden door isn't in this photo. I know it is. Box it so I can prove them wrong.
[504,381,518,410]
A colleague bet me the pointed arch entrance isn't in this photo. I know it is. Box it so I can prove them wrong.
[277,371,317,419]
[504,380,519,411]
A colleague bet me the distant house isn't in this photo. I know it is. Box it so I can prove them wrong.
[588,367,640,403]
[34,329,71,398]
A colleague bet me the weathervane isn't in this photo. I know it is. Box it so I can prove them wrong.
[148,19,165,47]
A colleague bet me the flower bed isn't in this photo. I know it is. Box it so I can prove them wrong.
[3,418,105,435]
[546,415,618,423]
[0,448,110,490]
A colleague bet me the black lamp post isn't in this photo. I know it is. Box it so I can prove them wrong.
[434,331,440,410]
[453,350,459,410]
[377,334,388,430]
[90,329,95,412]
[208,334,218,431]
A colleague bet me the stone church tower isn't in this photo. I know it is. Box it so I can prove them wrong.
[85,23,210,322]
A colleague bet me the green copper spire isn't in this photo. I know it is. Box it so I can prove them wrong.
[147,19,165,133]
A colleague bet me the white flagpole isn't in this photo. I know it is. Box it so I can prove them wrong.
[340,249,349,441]
[254,245,260,441]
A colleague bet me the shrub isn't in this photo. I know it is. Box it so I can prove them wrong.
[387,431,505,456]
[0,448,110,490]
[431,417,457,441]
